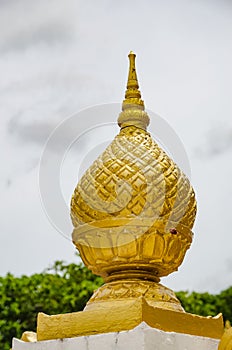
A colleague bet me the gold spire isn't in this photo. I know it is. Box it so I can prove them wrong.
[118,51,149,130]
[123,51,144,110]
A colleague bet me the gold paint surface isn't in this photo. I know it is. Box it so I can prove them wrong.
[122,51,145,110]
[71,124,196,280]
[70,52,197,318]
[119,51,149,130]
[37,298,223,341]
[61,52,201,342]
[85,280,184,312]
[218,326,232,350]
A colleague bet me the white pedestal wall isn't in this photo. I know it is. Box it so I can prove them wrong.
[12,322,220,350]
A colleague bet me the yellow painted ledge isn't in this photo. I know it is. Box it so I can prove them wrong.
[37,297,223,341]
[218,327,232,350]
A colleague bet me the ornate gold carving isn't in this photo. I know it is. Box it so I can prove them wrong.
[36,52,225,343]
[85,280,184,312]
[70,52,197,317]
[118,108,150,131]
[71,124,196,281]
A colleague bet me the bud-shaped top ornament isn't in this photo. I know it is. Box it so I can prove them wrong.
[71,52,197,283]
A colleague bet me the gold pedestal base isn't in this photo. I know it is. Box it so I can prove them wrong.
[37,297,223,341]
[85,280,184,312]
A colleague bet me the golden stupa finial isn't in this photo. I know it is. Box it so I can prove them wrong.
[118,51,149,130]
[36,52,223,343]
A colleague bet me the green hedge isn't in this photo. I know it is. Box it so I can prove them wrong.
[0,261,103,350]
[176,288,232,323]
[0,261,231,350]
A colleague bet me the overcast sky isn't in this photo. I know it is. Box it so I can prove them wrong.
[0,0,232,294]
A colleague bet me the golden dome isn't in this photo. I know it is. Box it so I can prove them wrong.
[71,52,197,284]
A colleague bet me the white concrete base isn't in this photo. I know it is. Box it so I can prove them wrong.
[12,322,220,350]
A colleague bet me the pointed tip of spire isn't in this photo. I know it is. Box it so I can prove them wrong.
[118,52,150,131]
[122,51,144,111]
